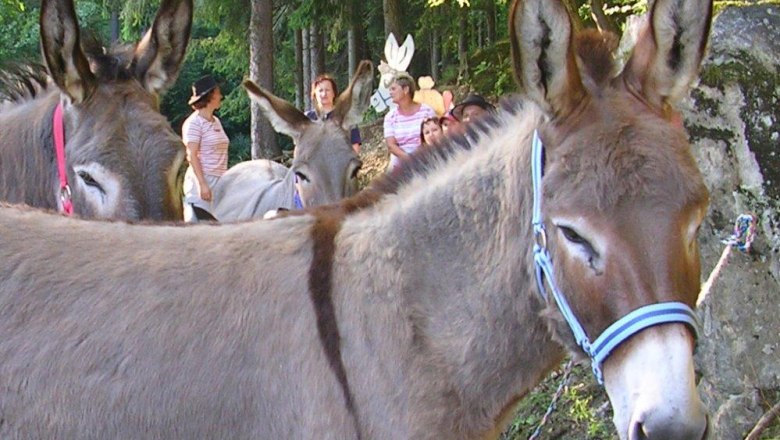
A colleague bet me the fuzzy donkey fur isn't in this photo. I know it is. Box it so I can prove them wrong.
[0,0,713,438]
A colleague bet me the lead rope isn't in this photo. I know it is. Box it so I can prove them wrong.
[527,213,758,439]
[697,213,757,306]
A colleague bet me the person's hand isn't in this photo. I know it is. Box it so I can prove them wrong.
[199,183,212,201]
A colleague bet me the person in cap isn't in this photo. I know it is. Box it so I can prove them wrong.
[439,112,463,136]
[181,74,229,222]
[305,74,362,154]
[451,93,496,124]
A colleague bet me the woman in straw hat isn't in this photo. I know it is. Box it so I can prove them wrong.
[181,75,230,222]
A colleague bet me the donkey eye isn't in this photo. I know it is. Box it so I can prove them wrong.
[294,171,310,183]
[559,225,587,244]
[77,170,103,191]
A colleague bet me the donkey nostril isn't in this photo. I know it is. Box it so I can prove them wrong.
[629,420,649,440]
[629,413,707,440]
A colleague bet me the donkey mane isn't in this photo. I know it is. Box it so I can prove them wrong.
[0,63,49,102]
[0,36,142,105]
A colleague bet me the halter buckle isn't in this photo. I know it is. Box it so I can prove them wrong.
[534,224,547,250]
[59,184,72,204]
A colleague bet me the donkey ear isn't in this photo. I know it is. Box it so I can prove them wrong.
[332,60,374,129]
[621,0,713,108]
[510,0,585,117]
[133,0,193,95]
[40,0,96,104]
[243,79,311,143]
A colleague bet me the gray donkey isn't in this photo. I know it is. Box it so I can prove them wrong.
[209,61,372,222]
[0,0,191,221]
[0,0,713,438]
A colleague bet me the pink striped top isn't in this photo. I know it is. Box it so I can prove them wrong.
[383,104,437,168]
[182,112,230,177]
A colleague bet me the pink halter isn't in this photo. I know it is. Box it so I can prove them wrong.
[53,102,73,215]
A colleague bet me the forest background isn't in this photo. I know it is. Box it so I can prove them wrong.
[0,0,656,164]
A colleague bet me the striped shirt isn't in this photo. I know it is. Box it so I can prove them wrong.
[182,112,230,177]
[383,103,436,169]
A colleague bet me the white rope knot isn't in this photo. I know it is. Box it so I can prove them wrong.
[698,213,758,306]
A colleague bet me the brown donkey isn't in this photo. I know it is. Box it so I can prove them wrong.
[0,0,191,221]
[0,0,712,438]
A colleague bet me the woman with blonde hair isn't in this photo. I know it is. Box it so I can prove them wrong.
[383,73,436,171]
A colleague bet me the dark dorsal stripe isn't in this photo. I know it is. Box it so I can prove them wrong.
[308,209,362,439]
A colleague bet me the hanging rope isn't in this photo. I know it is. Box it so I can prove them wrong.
[698,213,758,306]
[528,360,574,440]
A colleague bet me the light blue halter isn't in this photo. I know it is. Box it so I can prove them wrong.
[530,130,699,384]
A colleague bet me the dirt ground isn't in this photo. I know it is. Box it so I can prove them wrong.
[356,119,390,188]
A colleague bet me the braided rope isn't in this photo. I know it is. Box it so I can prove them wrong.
[528,360,574,440]
[698,213,758,306]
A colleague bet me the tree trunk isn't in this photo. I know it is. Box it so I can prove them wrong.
[430,31,440,82]
[302,26,311,110]
[294,27,304,110]
[485,0,496,45]
[249,0,280,159]
[458,7,469,81]
[383,0,402,39]
[309,24,325,80]
[109,8,120,43]
[346,0,359,77]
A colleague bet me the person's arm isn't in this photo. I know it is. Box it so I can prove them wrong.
[351,127,361,154]
[385,136,407,159]
[185,141,212,202]
[383,112,406,159]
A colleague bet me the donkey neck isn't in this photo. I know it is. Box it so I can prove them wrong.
[336,105,565,436]
[0,91,60,208]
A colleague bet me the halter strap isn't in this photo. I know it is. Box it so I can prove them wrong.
[530,129,699,384]
[53,102,73,215]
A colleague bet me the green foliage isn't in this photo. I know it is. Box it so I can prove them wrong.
[467,40,514,99]
[0,2,40,63]
[500,363,613,440]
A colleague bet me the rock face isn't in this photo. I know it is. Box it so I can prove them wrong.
[680,5,780,439]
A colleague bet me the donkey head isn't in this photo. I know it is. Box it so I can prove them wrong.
[39,0,191,221]
[243,61,372,208]
[511,0,712,438]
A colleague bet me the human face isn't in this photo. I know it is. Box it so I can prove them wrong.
[422,119,442,145]
[315,80,335,109]
[209,87,223,110]
[388,81,408,104]
[461,104,489,123]
[441,117,463,136]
